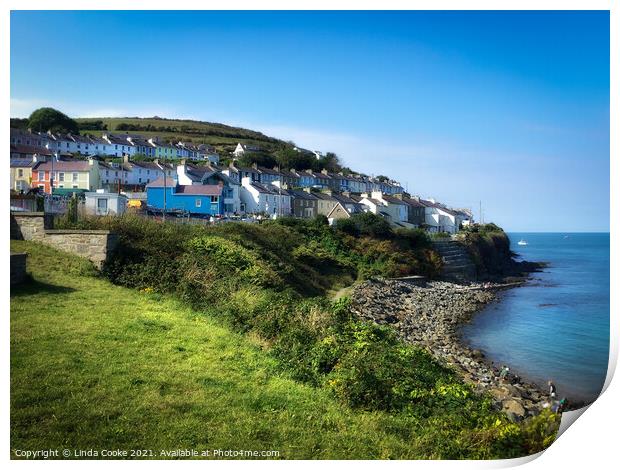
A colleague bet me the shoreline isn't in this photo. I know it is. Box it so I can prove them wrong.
[350,277,561,421]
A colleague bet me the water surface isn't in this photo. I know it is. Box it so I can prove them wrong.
[460,232,609,403]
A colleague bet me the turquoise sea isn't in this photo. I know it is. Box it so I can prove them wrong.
[460,232,610,403]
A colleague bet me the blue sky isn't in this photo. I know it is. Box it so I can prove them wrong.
[11,11,609,231]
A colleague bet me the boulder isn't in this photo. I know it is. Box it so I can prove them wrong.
[502,399,526,419]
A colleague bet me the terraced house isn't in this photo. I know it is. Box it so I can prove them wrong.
[31,158,101,193]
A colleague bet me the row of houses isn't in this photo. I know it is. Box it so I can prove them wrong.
[10,128,220,163]
[144,162,472,233]
[10,155,176,194]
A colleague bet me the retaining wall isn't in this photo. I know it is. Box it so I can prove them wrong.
[10,212,118,269]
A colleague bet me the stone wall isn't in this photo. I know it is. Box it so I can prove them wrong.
[10,212,118,269]
[10,212,53,240]
[41,230,118,269]
[10,253,28,285]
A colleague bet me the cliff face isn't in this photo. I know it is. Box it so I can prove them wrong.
[456,228,542,281]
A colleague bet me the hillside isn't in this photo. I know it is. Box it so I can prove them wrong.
[12,241,435,458]
[75,116,295,159]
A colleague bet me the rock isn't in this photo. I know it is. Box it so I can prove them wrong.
[502,399,526,419]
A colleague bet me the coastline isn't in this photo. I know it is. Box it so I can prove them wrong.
[350,277,558,421]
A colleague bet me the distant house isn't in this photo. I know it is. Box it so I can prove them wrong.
[146,177,224,216]
[128,136,156,158]
[176,163,241,215]
[418,199,466,233]
[240,177,291,216]
[102,134,137,157]
[232,143,261,157]
[398,195,426,227]
[289,189,318,218]
[31,158,101,194]
[10,157,37,192]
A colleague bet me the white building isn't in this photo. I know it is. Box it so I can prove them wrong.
[85,189,127,216]
[240,176,290,216]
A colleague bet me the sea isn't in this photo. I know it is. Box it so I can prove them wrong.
[460,232,610,404]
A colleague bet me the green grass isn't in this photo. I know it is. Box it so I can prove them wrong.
[10,241,479,459]
[75,116,287,156]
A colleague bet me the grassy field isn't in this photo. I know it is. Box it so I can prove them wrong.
[10,240,481,459]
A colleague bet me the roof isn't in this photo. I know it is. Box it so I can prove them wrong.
[381,195,407,205]
[250,182,277,194]
[33,160,92,172]
[145,177,177,188]
[401,197,426,208]
[10,158,35,168]
[11,144,54,156]
[176,185,223,196]
[289,189,318,200]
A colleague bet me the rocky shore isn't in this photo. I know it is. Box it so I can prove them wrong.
[350,278,553,422]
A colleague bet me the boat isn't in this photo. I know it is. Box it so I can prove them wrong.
[517,239,528,246]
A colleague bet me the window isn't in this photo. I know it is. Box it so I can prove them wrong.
[106,170,109,176]
[17,169,23,178]
[59,172,65,182]
[97,197,108,215]
[138,178,142,183]
[211,196,219,204]
[38,171,45,181]
[195,199,202,208]
[73,173,78,182]
[72,185,78,189]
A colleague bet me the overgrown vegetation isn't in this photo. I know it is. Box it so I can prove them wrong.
[456,224,516,279]
[42,214,560,457]
[10,240,559,458]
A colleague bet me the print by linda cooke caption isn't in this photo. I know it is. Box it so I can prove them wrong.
[13,448,282,459]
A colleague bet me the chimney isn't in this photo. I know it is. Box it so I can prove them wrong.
[342,191,351,197]
[321,169,329,175]
[321,188,332,196]
[394,193,403,200]
[251,162,258,170]
[303,187,312,193]
[305,169,313,174]
[180,158,187,165]
[123,154,130,164]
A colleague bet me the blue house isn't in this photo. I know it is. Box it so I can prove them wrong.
[146,177,224,216]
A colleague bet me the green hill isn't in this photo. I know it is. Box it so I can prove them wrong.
[75,116,295,160]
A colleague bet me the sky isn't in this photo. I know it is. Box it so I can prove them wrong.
[10,11,610,231]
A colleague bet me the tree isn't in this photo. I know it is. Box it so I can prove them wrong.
[274,146,315,170]
[28,107,79,134]
[317,152,342,173]
[10,118,29,129]
[238,152,278,168]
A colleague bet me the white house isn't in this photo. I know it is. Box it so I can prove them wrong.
[419,199,464,233]
[102,134,137,157]
[232,143,261,157]
[240,177,290,216]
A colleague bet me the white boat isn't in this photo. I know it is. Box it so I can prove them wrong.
[517,239,528,246]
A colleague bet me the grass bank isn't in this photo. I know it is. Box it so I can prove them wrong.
[11,216,558,459]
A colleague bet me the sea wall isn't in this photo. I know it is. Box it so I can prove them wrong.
[10,212,118,269]
[350,278,550,421]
